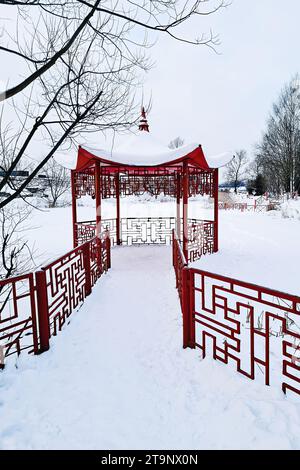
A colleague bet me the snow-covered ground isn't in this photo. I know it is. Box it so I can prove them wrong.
[1,198,300,449]
[1,246,300,450]
[27,197,300,296]
[194,210,300,295]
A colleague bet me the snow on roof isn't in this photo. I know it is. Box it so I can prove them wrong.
[79,132,233,168]
[54,108,233,170]
[55,135,232,170]
[81,131,202,167]
[206,152,234,168]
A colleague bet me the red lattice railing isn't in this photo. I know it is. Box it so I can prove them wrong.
[75,217,177,247]
[41,235,110,338]
[0,232,111,366]
[76,217,214,260]
[75,167,215,199]
[0,273,39,364]
[189,269,300,397]
[172,233,300,398]
[187,220,215,263]
[172,230,187,309]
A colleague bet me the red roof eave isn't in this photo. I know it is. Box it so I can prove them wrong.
[76,145,211,173]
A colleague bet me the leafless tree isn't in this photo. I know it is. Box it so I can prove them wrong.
[168,136,184,149]
[0,204,35,280]
[0,1,227,101]
[43,158,70,207]
[225,149,248,193]
[0,1,228,208]
[256,75,300,195]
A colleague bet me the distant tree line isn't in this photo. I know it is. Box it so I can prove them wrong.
[225,75,300,196]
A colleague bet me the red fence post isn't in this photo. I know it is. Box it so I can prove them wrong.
[35,270,50,353]
[182,267,195,349]
[106,233,111,270]
[82,242,92,296]
[172,229,175,269]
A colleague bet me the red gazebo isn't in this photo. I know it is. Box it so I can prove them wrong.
[69,108,231,263]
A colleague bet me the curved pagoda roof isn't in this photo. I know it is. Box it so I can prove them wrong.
[64,108,233,172]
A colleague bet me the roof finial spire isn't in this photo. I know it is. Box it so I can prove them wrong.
[139,106,149,132]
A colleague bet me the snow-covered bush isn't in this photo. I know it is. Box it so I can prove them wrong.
[281,200,300,220]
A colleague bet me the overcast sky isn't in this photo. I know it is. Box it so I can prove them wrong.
[1,0,300,167]
[135,0,300,159]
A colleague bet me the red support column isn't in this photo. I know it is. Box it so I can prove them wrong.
[71,170,77,248]
[115,172,121,245]
[182,161,189,262]
[213,168,219,253]
[106,232,111,270]
[182,267,195,349]
[35,270,50,353]
[95,161,101,238]
[176,173,181,239]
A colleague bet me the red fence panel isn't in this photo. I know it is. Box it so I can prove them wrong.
[41,235,109,337]
[0,233,111,364]
[41,245,87,336]
[189,268,300,397]
[187,220,215,263]
[76,217,177,247]
[172,232,300,398]
[0,273,38,364]
[76,217,215,256]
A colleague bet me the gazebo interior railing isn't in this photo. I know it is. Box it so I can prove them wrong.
[72,163,218,263]
[75,217,215,263]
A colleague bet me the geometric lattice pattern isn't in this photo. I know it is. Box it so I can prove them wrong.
[76,217,178,247]
[0,273,38,364]
[189,169,214,198]
[42,245,86,336]
[172,230,187,310]
[121,217,176,245]
[119,174,178,197]
[76,217,215,255]
[74,168,95,198]
[42,236,109,337]
[187,220,215,263]
[75,221,97,245]
[0,232,111,365]
[74,167,215,199]
[191,269,300,397]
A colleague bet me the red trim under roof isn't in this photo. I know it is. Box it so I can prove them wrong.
[76,145,210,173]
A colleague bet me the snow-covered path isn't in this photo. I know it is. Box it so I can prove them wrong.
[1,246,300,450]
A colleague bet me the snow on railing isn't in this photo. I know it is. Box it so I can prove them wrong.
[172,232,300,398]
[0,231,111,365]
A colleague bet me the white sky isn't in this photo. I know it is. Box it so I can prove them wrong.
[1,0,300,168]
[138,0,300,158]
